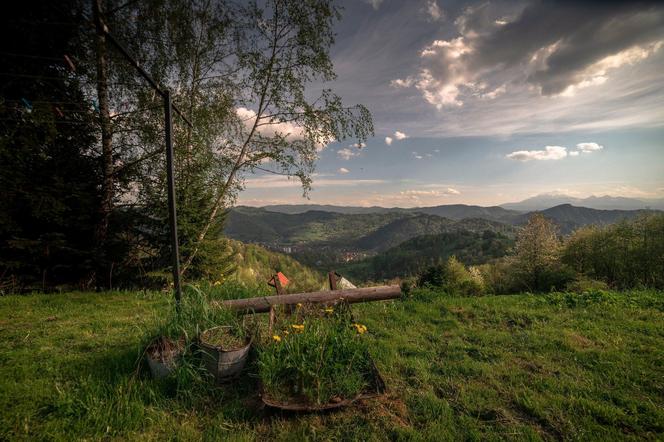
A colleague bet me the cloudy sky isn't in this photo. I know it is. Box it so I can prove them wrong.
[239,0,664,207]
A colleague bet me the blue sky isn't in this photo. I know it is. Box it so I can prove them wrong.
[238,0,664,207]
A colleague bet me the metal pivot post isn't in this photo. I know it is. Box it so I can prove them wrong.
[164,89,182,305]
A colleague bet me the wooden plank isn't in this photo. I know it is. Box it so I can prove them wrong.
[218,285,401,314]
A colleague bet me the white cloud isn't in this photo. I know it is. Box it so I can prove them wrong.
[424,0,444,21]
[576,142,604,152]
[556,42,663,97]
[400,187,461,198]
[244,175,384,189]
[364,0,383,10]
[394,130,408,140]
[413,152,423,160]
[337,148,360,160]
[385,136,393,146]
[569,151,580,157]
[338,167,350,174]
[506,146,568,161]
[236,107,331,151]
[391,78,414,88]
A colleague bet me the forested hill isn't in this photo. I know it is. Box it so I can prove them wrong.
[261,203,520,222]
[518,204,658,234]
[339,230,513,282]
[224,207,515,270]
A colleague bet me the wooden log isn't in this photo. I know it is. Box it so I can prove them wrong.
[219,285,402,314]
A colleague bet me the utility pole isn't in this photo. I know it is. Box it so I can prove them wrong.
[92,1,190,305]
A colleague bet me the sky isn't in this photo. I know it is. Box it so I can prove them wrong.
[238,0,664,208]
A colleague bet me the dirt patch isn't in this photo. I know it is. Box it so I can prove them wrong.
[450,307,476,323]
[369,393,411,428]
[565,332,599,350]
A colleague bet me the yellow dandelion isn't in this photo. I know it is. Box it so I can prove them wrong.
[291,324,305,332]
[324,307,334,313]
[272,335,282,342]
[352,323,367,334]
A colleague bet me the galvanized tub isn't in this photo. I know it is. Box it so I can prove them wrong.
[146,336,182,379]
[199,326,251,384]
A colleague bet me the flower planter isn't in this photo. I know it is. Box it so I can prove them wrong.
[146,336,183,379]
[199,326,251,384]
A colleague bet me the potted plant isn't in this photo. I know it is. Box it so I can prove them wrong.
[198,324,252,384]
[145,335,184,379]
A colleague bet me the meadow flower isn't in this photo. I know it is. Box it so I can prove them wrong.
[352,323,367,334]
[324,307,334,313]
[291,324,305,332]
[272,335,282,342]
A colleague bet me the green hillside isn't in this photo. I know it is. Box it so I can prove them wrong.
[226,240,325,293]
[341,230,514,282]
[225,207,408,246]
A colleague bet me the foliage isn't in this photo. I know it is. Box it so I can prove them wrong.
[102,0,374,279]
[1,289,663,439]
[565,276,609,293]
[0,0,100,291]
[342,230,513,282]
[562,214,664,289]
[417,256,485,296]
[511,213,573,292]
[257,303,372,405]
[154,284,240,342]
[227,240,326,293]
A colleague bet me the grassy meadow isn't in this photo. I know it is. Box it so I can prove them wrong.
[1,288,663,441]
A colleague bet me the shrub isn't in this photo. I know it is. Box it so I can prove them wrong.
[565,276,609,293]
[417,256,484,296]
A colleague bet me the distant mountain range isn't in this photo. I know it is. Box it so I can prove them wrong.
[501,194,664,211]
[263,194,664,215]
[262,204,520,223]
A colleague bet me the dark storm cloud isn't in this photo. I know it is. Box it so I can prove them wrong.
[468,1,664,95]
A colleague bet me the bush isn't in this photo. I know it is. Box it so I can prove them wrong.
[565,276,609,293]
[417,256,484,296]
[476,260,518,295]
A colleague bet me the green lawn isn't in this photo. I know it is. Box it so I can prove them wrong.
[1,289,663,441]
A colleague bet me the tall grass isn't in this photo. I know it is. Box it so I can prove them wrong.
[257,303,373,405]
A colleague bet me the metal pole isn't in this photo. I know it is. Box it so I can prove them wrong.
[164,90,182,304]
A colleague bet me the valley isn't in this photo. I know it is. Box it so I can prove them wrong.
[224,200,660,283]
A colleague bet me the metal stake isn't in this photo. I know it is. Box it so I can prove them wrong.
[164,90,182,304]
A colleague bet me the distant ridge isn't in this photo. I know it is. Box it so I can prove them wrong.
[502,193,664,211]
[516,204,657,233]
[259,203,520,223]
